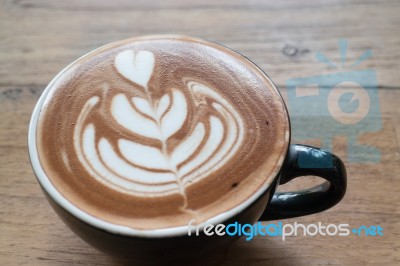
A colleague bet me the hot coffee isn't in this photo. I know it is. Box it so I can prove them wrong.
[36,35,289,229]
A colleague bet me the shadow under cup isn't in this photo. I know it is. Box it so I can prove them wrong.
[28,35,347,262]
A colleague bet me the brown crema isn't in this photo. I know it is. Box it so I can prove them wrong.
[36,35,289,230]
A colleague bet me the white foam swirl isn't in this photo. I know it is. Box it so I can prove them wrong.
[73,50,245,197]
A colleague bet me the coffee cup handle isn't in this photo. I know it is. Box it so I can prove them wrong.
[259,144,347,220]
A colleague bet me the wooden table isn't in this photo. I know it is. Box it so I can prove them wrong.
[1,0,399,265]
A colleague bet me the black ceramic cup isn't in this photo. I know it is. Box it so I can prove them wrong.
[28,35,346,263]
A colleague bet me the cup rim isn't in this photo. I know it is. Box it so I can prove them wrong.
[28,34,290,238]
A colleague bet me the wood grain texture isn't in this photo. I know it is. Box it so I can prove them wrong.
[1,0,399,265]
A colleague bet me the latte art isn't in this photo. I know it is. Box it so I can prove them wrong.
[36,36,289,229]
[74,50,244,198]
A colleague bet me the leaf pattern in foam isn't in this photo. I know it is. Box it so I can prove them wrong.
[74,49,245,197]
[115,50,155,88]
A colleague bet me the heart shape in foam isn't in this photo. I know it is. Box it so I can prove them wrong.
[115,50,155,88]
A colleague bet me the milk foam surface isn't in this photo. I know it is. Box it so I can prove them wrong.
[36,36,289,229]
